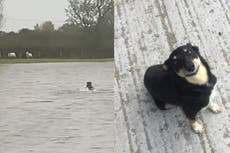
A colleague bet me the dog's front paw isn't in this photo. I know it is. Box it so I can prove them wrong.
[208,102,221,113]
[191,120,204,134]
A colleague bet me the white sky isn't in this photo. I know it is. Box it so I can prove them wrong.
[1,0,69,32]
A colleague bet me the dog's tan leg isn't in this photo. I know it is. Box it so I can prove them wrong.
[190,119,204,134]
[208,101,221,113]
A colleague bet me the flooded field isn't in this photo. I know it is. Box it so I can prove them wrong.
[0,62,114,153]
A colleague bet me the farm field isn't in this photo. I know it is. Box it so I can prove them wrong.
[0,58,114,64]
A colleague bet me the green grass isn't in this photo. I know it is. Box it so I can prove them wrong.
[0,58,114,64]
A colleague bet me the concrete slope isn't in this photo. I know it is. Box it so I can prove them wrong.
[114,0,230,153]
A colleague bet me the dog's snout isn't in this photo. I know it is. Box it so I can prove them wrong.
[186,63,195,72]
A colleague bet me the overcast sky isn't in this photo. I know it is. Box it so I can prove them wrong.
[2,0,69,32]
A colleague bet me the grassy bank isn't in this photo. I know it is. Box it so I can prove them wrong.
[0,58,114,64]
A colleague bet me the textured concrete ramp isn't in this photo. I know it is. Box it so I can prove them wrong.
[114,0,230,153]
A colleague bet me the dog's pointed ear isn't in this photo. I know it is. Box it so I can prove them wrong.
[192,45,200,55]
[163,58,172,71]
[186,43,192,46]
[186,43,200,55]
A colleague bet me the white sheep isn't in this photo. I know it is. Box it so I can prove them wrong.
[8,52,16,58]
[25,51,33,58]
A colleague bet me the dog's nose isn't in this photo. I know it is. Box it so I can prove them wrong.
[186,64,195,72]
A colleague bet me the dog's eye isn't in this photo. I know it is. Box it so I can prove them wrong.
[188,51,192,54]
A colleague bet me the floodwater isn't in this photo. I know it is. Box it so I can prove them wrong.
[0,62,114,153]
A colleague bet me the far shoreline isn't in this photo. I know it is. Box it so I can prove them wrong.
[0,58,114,64]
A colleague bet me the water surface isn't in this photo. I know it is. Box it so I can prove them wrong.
[0,62,114,153]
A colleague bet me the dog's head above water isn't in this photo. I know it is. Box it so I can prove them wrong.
[164,43,207,84]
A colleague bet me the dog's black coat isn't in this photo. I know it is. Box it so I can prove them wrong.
[144,44,217,120]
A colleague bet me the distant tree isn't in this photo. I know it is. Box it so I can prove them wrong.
[7,31,16,36]
[58,23,77,32]
[19,28,32,34]
[34,23,40,31]
[66,0,113,29]
[41,21,55,31]
[34,21,55,32]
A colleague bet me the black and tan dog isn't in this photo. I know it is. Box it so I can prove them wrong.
[144,43,221,133]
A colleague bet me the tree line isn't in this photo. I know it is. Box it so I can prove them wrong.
[0,0,113,59]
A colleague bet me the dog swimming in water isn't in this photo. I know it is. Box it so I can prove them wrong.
[86,82,94,91]
[144,43,221,133]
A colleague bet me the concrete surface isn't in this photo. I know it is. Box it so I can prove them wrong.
[114,0,230,153]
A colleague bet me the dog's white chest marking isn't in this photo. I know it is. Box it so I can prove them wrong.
[191,120,204,133]
[186,64,208,85]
